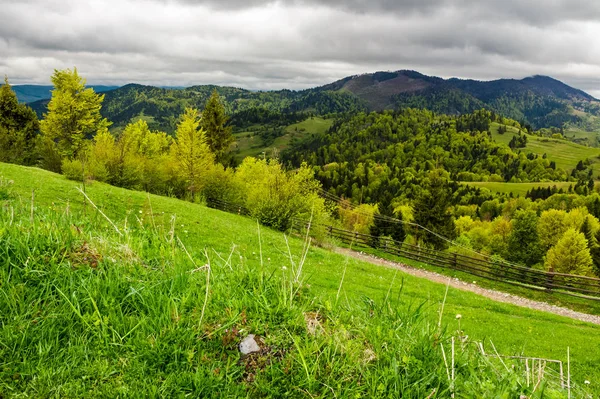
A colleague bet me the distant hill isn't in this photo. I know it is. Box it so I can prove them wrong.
[26,70,600,134]
[29,83,367,133]
[11,85,119,103]
[319,71,600,130]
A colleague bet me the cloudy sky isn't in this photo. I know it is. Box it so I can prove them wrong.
[2,0,600,96]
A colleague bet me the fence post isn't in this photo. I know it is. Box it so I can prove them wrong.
[327,225,332,237]
[453,253,458,270]
[545,272,554,293]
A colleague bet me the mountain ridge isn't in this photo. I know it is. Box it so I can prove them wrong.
[22,70,600,134]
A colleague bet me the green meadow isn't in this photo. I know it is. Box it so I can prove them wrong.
[490,122,600,175]
[0,162,598,397]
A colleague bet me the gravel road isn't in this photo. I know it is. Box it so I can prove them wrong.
[336,247,600,326]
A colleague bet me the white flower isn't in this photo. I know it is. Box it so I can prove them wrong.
[456,314,462,319]
[139,210,143,214]
[585,380,591,385]
[282,266,287,270]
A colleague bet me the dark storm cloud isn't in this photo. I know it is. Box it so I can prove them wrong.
[1,0,599,97]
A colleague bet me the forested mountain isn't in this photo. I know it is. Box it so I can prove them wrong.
[25,70,600,134]
[320,71,599,130]
[282,109,576,206]
[12,85,119,103]
[29,83,367,133]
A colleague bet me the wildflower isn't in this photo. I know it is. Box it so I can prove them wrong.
[585,380,591,385]
[282,266,287,270]
[139,210,143,214]
[456,314,462,319]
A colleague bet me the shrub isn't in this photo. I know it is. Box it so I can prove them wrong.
[61,159,85,182]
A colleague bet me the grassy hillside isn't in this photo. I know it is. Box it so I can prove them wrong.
[491,122,600,175]
[1,163,599,396]
[231,117,333,161]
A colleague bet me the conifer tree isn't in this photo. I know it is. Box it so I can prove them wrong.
[0,76,39,165]
[545,229,594,276]
[413,170,455,250]
[201,89,233,164]
[40,68,110,163]
[369,195,406,248]
[171,108,214,198]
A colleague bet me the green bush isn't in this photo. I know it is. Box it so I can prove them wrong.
[61,158,85,182]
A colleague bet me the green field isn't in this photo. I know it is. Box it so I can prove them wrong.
[1,162,599,396]
[463,181,578,196]
[231,117,333,160]
[491,122,600,175]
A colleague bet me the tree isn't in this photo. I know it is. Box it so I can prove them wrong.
[369,196,405,248]
[545,229,594,276]
[201,90,233,164]
[413,169,456,250]
[537,209,568,249]
[507,209,543,266]
[0,76,39,165]
[40,68,110,163]
[171,108,214,198]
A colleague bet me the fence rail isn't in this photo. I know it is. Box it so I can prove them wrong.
[205,198,600,301]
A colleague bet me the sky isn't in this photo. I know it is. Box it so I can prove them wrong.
[1,0,600,97]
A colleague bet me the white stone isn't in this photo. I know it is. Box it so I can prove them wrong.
[239,334,260,355]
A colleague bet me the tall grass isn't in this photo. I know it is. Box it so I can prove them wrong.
[0,197,592,397]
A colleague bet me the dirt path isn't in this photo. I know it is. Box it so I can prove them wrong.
[336,248,600,326]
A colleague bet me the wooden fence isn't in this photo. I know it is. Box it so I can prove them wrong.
[206,198,600,301]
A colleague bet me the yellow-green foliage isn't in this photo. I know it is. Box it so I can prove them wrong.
[89,119,173,192]
[40,68,110,161]
[338,201,378,235]
[545,229,594,276]
[538,207,596,249]
[171,108,214,197]
[234,157,329,231]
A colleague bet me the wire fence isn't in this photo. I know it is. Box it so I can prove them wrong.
[205,197,600,301]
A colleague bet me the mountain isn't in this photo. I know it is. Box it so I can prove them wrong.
[11,85,119,103]
[319,71,599,130]
[29,83,367,133]
[26,70,600,134]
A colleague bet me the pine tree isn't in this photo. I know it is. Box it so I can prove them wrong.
[171,108,214,198]
[581,217,600,275]
[545,229,594,276]
[201,90,233,164]
[369,198,405,248]
[413,170,455,250]
[40,68,110,163]
[0,76,39,165]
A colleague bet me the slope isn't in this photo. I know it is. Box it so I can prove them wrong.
[1,162,599,392]
[490,122,600,175]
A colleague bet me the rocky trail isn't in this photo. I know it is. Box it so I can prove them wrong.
[336,248,600,326]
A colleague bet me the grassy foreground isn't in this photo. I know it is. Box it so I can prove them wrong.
[0,163,599,397]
